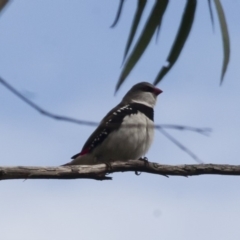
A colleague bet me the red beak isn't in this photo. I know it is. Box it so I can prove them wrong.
[153,87,163,96]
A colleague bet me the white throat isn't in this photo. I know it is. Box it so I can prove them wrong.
[132,100,154,108]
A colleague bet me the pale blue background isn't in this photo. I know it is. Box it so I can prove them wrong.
[1,1,240,239]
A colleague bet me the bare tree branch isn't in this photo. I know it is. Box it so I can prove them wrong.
[0,76,99,126]
[1,161,240,181]
[157,124,211,136]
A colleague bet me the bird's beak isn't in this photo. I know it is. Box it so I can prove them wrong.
[153,87,163,96]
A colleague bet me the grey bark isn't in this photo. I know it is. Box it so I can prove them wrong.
[1,160,240,181]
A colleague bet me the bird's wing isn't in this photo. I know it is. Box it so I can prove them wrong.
[71,102,153,159]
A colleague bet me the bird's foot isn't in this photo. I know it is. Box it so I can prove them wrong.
[138,156,149,166]
[139,156,148,161]
[104,162,113,175]
[135,156,148,176]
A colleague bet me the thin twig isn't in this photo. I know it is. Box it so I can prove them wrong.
[0,76,211,131]
[156,124,211,136]
[158,128,203,164]
[0,76,99,126]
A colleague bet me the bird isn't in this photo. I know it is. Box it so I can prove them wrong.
[63,82,162,166]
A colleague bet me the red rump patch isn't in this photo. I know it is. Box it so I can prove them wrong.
[71,148,89,159]
[79,148,89,156]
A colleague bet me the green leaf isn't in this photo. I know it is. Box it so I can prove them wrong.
[123,0,147,62]
[154,0,197,85]
[207,0,215,31]
[116,0,169,92]
[0,0,9,14]
[111,0,125,28]
[213,0,230,84]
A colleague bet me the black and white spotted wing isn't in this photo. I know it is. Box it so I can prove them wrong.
[71,103,154,159]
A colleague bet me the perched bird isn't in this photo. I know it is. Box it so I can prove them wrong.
[63,82,162,165]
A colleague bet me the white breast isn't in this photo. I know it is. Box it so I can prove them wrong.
[93,112,154,161]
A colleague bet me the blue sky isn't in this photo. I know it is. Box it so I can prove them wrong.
[1,1,240,239]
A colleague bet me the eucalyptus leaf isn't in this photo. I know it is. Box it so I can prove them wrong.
[111,0,125,28]
[123,0,147,62]
[116,0,169,92]
[154,0,197,85]
[207,0,215,31]
[213,0,230,84]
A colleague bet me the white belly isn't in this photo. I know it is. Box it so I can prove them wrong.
[94,112,154,161]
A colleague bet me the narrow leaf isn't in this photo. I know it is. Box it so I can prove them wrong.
[123,0,147,62]
[154,0,197,85]
[0,0,9,14]
[155,20,161,43]
[116,0,169,92]
[213,0,230,84]
[111,0,125,28]
[207,0,215,31]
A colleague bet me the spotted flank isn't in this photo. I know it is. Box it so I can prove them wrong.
[71,103,154,159]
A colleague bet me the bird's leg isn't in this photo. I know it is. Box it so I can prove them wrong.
[135,156,149,176]
[103,161,113,175]
[138,156,149,167]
